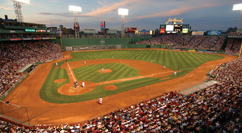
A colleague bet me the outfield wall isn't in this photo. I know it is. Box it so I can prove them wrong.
[53,37,152,51]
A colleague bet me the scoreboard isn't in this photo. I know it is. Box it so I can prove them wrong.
[160,24,189,34]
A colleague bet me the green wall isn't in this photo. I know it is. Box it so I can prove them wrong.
[53,37,154,49]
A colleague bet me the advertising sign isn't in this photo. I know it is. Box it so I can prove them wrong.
[207,31,222,35]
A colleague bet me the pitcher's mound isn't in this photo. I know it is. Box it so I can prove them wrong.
[104,85,117,90]
[98,69,112,73]
[54,79,66,83]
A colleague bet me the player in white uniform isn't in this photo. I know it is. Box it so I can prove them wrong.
[174,72,177,75]
[56,62,58,66]
[82,82,85,88]
[102,68,104,72]
[84,61,86,65]
[164,66,166,70]
[99,98,103,105]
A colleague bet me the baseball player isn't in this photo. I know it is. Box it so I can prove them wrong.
[164,66,166,70]
[84,61,86,65]
[76,81,78,87]
[174,72,177,75]
[102,68,104,72]
[178,66,180,72]
[82,82,85,88]
[151,60,152,63]
[56,62,58,66]
[99,98,103,105]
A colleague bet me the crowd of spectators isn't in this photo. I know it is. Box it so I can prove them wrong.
[224,39,241,55]
[150,37,162,45]
[228,32,242,37]
[135,39,152,44]
[136,35,227,51]
[211,58,242,87]
[1,57,241,132]
[0,33,56,39]
[221,110,242,133]
[196,36,218,50]
[160,35,178,44]
[0,41,63,97]
[210,36,226,51]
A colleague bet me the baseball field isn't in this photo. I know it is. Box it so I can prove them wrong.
[1,49,237,125]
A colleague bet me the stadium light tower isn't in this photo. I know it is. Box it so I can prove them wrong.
[233,3,242,29]
[118,8,128,38]
[233,3,242,58]
[69,5,82,38]
[11,0,30,22]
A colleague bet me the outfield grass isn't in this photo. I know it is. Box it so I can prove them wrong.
[73,63,140,83]
[40,50,224,103]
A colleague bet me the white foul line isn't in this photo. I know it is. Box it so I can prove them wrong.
[67,62,76,82]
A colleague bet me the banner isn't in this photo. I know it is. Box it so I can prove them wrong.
[23,38,32,40]
[188,50,196,52]
[33,38,41,40]
[192,31,204,35]
[83,29,95,34]
[10,38,21,41]
[207,31,222,35]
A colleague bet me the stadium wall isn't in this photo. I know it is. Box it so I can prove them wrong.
[54,37,153,51]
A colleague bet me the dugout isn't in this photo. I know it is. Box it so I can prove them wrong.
[18,64,36,73]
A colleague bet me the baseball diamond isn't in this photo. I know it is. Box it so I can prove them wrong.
[1,49,237,125]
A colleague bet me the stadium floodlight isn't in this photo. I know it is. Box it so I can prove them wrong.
[69,5,82,38]
[11,0,30,22]
[118,8,128,38]
[233,3,242,58]
[233,3,242,10]
[233,3,242,29]
[118,8,128,16]
[69,5,82,12]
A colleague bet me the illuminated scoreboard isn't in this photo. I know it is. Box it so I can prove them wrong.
[160,24,190,34]
[160,25,166,33]
[174,24,182,32]
[182,24,189,33]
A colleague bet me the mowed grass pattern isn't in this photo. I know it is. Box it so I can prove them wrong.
[73,63,140,83]
[70,50,223,75]
[39,61,70,103]
[39,50,224,103]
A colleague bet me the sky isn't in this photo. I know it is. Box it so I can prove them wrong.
[0,0,241,32]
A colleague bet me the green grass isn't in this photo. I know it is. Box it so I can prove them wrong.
[39,50,224,103]
[73,63,140,83]
[39,61,71,103]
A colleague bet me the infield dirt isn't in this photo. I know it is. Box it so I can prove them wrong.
[2,49,237,125]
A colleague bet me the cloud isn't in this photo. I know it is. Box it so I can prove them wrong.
[134,3,222,19]
[36,12,91,17]
[0,6,13,10]
[25,18,70,26]
[84,0,139,16]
